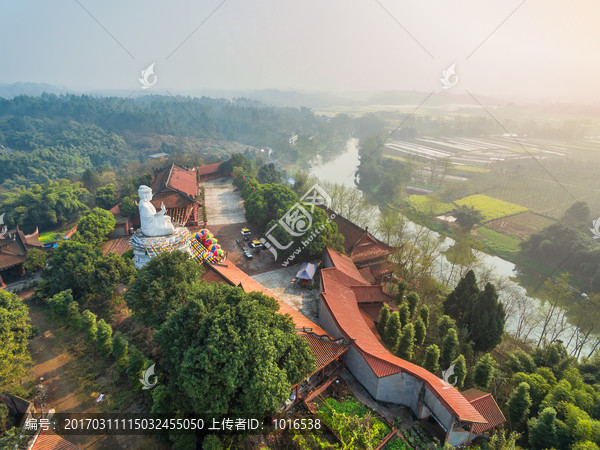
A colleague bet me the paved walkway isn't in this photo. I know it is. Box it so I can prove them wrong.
[203,178,245,225]
[251,264,321,324]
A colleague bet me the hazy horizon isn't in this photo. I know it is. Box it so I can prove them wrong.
[2,1,600,105]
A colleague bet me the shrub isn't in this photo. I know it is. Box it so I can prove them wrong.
[81,310,97,343]
[96,319,113,358]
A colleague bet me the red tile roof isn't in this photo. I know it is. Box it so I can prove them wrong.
[320,249,487,424]
[196,162,224,177]
[102,237,132,256]
[462,389,506,433]
[325,247,370,286]
[0,231,29,270]
[298,332,348,370]
[358,267,376,284]
[152,164,198,199]
[322,207,393,264]
[350,285,394,304]
[31,428,80,449]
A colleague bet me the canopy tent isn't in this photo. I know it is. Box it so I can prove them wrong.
[295,262,317,281]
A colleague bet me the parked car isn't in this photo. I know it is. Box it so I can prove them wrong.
[243,250,253,259]
[250,240,264,249]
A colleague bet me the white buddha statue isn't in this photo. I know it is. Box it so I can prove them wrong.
[138,185,175,237]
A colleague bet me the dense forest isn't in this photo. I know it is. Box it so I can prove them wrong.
[0,94,359,190]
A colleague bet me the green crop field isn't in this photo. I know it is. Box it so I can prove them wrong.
[454,194,528,222]
[405,195,454,216]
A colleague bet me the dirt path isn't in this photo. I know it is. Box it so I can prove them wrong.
[23,292,163,449]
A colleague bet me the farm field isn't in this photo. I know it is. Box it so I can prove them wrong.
[454,194,528,222]
[485,211,556,239]
[476,226,522,256]
[404,195,454,215]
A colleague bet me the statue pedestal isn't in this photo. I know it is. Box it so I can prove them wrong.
[130,227,193,269]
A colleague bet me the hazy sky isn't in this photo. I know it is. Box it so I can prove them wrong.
[1,0,599,103]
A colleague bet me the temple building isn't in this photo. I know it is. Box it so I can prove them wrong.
[0,227,45,287]
[320,206,394,283]
[151,164,200,226]
[196,162,229,182]
[318,247,505,446]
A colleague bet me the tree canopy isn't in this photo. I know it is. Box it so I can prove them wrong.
[156,283,316,417]
[0,291,32,386]
[125,251,205,328]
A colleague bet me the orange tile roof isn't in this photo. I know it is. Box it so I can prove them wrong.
[325,247,369,285]
[152,163,198,199]
[196,162,223,177]
[298,332,348,370]
[31,428,80,449]
[321,207,393,263]
[350,285,393,303]
[320,254,487,424]
[462,389,506,433]
[102,237,132,255]
[358,267,376,284]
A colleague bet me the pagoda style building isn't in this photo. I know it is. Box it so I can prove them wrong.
[151,164,200,226]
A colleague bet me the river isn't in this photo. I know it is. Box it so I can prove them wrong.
[311,138,591,356]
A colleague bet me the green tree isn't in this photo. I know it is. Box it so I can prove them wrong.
[377,304,390,336]
[406,292,420,317]
[81,310,97,343]
[263,206,344,261]
[474,353,495,390]
[244,184,298,227]
[423,344,440,374]
[89,252,136,299]
[177,290,316,416]
[127,346,147,390]
[257,163,281,184]
[95,184,117,210]
[396,323,415,361]
[41,240,100,300]
[528,407,559,450]
[414,317,426,346]
[451,354,467,388]
[125,251,204,328]
[443,269,479,325]
[112,332,129,373]
[72,207,116,248]
[562,201,590,226]
[150,385,171,414]
[384,312,402,349]
[419,304,429,328]
[508,382,532,425]
[24,248,48,272]
[437,315,457,340]
[66,300,81,329]
[118,196,138,217]
[398,302,409,329]
[488,430,521,450]
[0,403,9,434]
[452,205,483,230]
[442,328,459,367]
[0,291,32,386]
[0,179,89,232]
[396,280,407,304]
[96,319,113,358]
[46,289,73,316]
[465,283,506,352]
